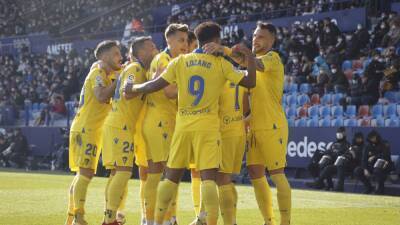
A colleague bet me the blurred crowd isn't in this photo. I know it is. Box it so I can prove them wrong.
[279,12,400,106]
[0,47,96,125]
[0,128,29,168]
[168,0,367,28]
[0,0,186,37]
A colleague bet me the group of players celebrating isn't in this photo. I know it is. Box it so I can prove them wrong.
[65,21,292,225]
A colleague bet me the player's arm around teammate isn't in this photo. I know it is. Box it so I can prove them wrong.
[102,37,158,225]
[125,22,256,225]
[66,40,122,225]
[204,22,292,225]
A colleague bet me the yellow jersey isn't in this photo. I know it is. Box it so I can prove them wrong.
[250,51,287,130]
[219,81,245,137]
[103,61,147,131]
[161,48,244,132]
[145,49,177,126]
[70,63,115,133]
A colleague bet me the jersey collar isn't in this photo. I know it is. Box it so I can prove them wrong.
[194,48,204,54]
[136,59,144,68]
[164,48,172,58]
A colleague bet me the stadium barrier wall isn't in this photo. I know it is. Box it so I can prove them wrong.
[18,127,400,168]
[1,7,366,57]
[392,2,400,13]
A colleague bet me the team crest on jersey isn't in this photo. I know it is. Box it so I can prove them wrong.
[122,157,128,164]
[84,159,90,165]
[127,75,134,83]
[114,138,119,144]
[95,75,104,86]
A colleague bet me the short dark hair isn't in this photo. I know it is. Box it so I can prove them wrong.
[188,30,197,45]
[256,21,277,36]
[94,40,119,59]
[165,23,189,38]
[130,36,152,59]
[194,21,221,46]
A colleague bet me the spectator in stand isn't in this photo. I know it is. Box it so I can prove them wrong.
[49,95,66,125]
[342,73,363,106]
[285,55,302,80]
[363,50,385,104]
[327,64,349,93]
[303,34,319,61]
[353,23,370,50]
[297,55,314,84]
[371,14,390,48]
[381,16,400,47]
[312,69,330,96]
[345,33,361,60]
[0,128,29,168]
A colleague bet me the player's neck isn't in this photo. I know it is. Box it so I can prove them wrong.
[168,47,179,58]
[256,47,272,57]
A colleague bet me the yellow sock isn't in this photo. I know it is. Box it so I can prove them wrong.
[139,179,146,220]
[230,183,238,224]
[73,174,91,215]
[201,180,219,225]
[104,171,131,223]
[164,187,178,222]
[218,184,234,225]
[191,177,201,216]
[105,174,114,210]
[251,177,276,225]
[67,175,78,217]
[144,173,162,222]
[118,183,128,212]
[271,174,292,225]
[154,179,178,224]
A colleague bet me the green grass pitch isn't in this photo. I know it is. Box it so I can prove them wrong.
[0,171,399,225]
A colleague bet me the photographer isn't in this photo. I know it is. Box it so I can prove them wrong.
[354,130,393,194]
[308,132,364,191]
[307,127,351,182]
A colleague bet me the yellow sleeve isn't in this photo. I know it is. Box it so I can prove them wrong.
[90,69,107,88]
[161,57,178,84]
[260,52,280,73]
[221,58,244,85]
[157,54,170,70]
[123,64,145,85]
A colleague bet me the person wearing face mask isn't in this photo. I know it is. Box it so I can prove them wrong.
[372,21,389,48]
[354,130,393,194]
[285,55,302,79]
[353,24,370,50]
[327,64,349,93]
[342,73,363,106]
[381,17,400,47]
[307,127,350,182]
[303,35,319,60]
[308,132,364,191]
[361,51,385,105]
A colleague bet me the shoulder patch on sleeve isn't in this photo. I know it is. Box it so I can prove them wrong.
[95,75,105,86]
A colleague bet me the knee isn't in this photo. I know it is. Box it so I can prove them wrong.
[216,172,232,186]
[79,168,94,179]
[247,165,265,179]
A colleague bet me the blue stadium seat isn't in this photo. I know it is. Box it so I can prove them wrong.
[345,105,357,118]
[384,104,397,117]
[289,83,298,93]
[287,94,297,106]
[308,105,319,118]
[331,105,343,118]
[384,91,397,103]
[320,94,332,105]
[295,118,307,127]
[385,116,399,127]
[331,117,344,127]
[319,106,331,118]
[344,118,357,127]
[362,58,371,70]
[375,47,384,54]
[396,92,400,102]
[284,82,290,93]
[286,106,296,119]
[342,60,352,71]
[39,103,48,110]
[332,93,343,105]
[319,118,331,127]
[371,104,383,118]
[32,103,39,111]
[297,94,310,106]
[300,83,311,94]
[307,117,319,127]
[288,118,295,127]
[371,117,385,127]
